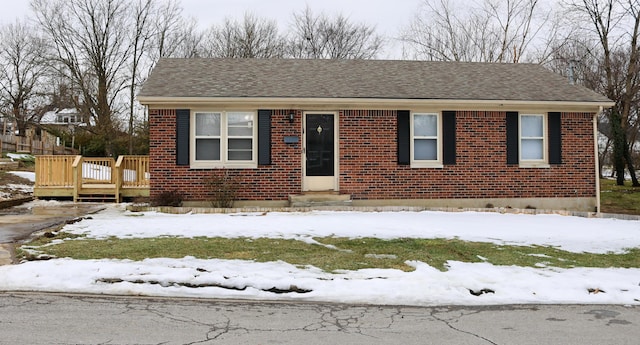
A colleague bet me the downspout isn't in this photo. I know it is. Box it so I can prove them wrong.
[594,107,603,213]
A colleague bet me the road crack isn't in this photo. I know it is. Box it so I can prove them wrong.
[431,308,498,345]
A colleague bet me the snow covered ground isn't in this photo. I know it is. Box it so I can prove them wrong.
[8,171,35,182]
[1,203,640,306]
[0,171,35,200]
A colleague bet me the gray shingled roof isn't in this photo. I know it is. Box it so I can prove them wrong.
[138,58,611,103]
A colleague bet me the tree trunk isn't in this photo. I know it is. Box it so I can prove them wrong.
[624,140,640,186]
[611,110,626,185]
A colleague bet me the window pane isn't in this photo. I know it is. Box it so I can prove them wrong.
[228,113,254,136]
[414,114,437,137]
[196,138,220,160]
[521,115,543,137]
[228,151,253,160]
[228,139,252,160]
[521,139,543,160]
[414,139,437,160]
[196,113,221,136]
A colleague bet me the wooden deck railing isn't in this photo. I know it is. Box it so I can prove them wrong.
[77,157,116,184]
[34,155,76,187]
[117,155,150,188]
[34,155,150,202]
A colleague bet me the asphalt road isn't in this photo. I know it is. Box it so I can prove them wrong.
[0,292,638,345]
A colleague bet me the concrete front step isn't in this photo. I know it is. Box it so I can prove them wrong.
[288,193,352,207]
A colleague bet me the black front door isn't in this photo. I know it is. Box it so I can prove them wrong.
[305,114,334,177]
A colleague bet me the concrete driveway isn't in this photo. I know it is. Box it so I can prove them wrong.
[0,202,105,264]
[0,202,105,242]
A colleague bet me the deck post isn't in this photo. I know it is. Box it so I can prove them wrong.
[72,155,82,202]
[114,156,123,203]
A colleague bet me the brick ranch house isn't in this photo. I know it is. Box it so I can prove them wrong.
[137,58,613,211]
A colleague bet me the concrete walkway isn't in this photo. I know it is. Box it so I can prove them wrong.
[0,202,105,265]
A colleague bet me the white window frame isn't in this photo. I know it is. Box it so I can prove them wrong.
[519,113,549,168]
[410,112,443,168]
[190,110,257,169]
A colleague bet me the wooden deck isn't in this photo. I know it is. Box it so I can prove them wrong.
[34,155,150,202]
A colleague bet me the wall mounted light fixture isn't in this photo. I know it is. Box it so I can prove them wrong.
[288,111,295,123]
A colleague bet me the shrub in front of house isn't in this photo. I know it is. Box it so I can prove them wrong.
[204,171,241,208]
[150,189,184,207]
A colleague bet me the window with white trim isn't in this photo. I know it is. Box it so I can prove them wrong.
[411,112,442,167]
[192,111,256,168]
[519,114,546,163]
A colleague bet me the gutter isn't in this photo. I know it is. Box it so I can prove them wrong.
[595,106,603,213]
[137,96,615,112]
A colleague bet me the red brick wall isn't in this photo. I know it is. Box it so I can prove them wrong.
[340,110,596,200]
[149,109,301,202]
[149,108,596,202]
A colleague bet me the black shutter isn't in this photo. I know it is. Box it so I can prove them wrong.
[548,112,562,164]
[506,111,519,165]
[397,110,410,165]
[442,111,456,165]
[176,109,190,166]
[257,109,272,165]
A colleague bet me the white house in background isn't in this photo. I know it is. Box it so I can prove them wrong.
[38,108,90,148]
[40,108,87,127]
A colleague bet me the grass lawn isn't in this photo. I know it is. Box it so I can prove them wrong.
[600,178,640,215]
[20,233,640,273]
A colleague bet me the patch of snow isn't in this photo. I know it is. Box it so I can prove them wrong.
[7,184,33,193]
[8,171,35,182]
[529,253,552,258]
[6,153,33,160]
[62,206,640,254]
[364,254,398,259]
[0,257,638,306]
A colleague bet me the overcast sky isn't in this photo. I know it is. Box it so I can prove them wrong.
[0,0,422,58]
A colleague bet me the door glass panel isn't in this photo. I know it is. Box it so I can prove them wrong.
[305,114,334,176]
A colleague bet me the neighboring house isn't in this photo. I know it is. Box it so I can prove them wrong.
[39,108,88,145]
[138,58,613,211]
[40,108,86,128]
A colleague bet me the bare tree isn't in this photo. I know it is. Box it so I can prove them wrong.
[0,20,50,136]
[402,0,556,63]
[127,0,154,154]
[288,6,384,59]
[563,0,640,186]
[201,13,286,58]
[32,0,131,156]
[151,0,188,59]
[548,37,616,177]
[149,1,203,59]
